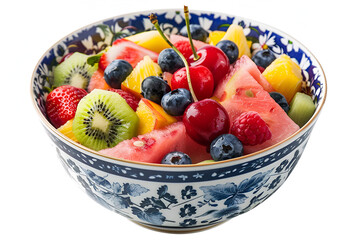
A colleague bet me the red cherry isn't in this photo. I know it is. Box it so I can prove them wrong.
[188,45,230,86]
[171,65,214,100]
[183,99,230,146]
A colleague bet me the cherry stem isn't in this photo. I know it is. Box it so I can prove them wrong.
[184,6,200,61]
[149,13,198,102]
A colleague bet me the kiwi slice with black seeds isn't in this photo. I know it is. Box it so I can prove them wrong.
[72,89,139,151]
[53,52,98,89]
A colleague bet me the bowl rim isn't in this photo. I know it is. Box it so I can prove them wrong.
[30,8,327,168]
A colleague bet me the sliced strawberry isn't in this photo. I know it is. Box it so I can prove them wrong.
[46,85,87,128]
[108,88,140,111]
[99,39,159,70]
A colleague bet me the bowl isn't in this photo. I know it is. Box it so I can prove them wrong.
[31,9,327,233]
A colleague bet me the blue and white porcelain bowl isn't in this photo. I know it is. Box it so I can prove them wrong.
[31,9,327,233]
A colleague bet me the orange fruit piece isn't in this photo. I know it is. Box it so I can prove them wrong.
[136,98,177,135]
[57,118,78,142]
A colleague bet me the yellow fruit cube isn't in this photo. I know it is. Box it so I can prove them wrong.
[136,99,177,135]
[126,30,171,53]
[121,56,162,99]
[262,54,303,102]
[57,119,78,142]
[221,24,251,58]
[209,31,226,45]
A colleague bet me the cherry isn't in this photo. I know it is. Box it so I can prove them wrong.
[183,99,230,146]
[188,45,230,87]
[171,65,214,101]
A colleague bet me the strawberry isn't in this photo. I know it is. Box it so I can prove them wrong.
[99,39,159,70]
[46,85,87,128]
[108,88,140,111]
[173,40,196,60]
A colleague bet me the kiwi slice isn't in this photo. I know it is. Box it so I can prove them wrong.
[288,92,316,127]
[53,52,98,89]
[72,89,139,151]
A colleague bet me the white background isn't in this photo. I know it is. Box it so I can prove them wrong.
[1,0,359,239]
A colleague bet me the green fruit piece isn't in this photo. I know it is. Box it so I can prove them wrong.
[288,92,316,127]
[53,52,98,89]
[72,89,139,151]
[197,160,216,164]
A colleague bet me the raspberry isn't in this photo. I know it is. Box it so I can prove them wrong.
[230,111,272,146]
[108,88,140,111]
[173,40,195,60]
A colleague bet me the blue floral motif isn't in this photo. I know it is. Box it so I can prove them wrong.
[268,176,281,190]
[55,143,305,228]
[275,159,289,173]
[131,207,165,225]
[179,204,197,217]
[200,169,272,207]
[180,219,197,227]
[181,186,197,200]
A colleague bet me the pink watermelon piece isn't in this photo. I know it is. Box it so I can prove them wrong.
[216,59,299,155]
[238,55,275,92]
[170,35,209,50]
[99,122,211,164]
[214,56,274,99]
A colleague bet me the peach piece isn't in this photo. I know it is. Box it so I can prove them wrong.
[136,98,177,135]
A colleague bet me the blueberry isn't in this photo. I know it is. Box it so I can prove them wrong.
[161,151,192,165]
[104,59,133,89]
[158,48,185,74]
[161,88,192,116]
[251,49,276,69]
[269,92,290,113]
[179,24,209,42]
[210,134,243,161]
[141,76,171,105]
[216,40,239,64]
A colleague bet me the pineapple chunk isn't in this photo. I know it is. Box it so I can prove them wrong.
[126,30,171,53]
[209,31,226,45]
[121,56,162,98]
[221,24,251,58]
[262,54,303,103]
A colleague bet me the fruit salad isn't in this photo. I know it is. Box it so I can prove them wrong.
[46,7,316,165]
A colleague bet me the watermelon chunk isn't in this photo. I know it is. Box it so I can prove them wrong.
[214,56,274,99]
[99,39,159,70]
[216,57,299,155]
[238,55,275,92]
[99,122,211,164]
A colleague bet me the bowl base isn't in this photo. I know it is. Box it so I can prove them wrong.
[133,220,225,233]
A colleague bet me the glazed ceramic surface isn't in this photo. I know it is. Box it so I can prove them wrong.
[31,9,326,232]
